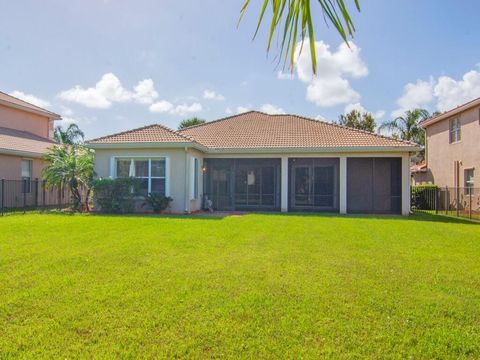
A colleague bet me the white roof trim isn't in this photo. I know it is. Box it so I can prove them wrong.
[0,147,45,158]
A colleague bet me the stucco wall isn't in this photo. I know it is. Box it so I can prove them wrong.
[95,148,203,213]
[0,104,52,139]
[0,154,44,180]
[426,106,480,187]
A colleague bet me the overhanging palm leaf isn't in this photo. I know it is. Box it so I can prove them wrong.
[54,123,85,145]
[239,0,361,74]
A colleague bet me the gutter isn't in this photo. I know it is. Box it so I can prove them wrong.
[203,145,422,154]
[0,148,45,158]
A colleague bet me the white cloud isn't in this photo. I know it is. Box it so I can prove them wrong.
[203,90,225,101]
[434,70,480,111]
[59,105,74,117]
[10,91,51,108]
[391,68,480,117]
[55,117,78,127]
[170,103,202,116]
[149,100,202,116]
[294,40,368,107]
[391,78,434,118]
[260,103,286,114]
[236,106,250,114]
[133,79,159,104]
[58,73,159,109]
[277,71,294,80]
[344,102,385,120]
[149,100,174,113]
[225,107,233,115]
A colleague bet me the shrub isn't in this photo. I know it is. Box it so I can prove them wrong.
[411,184,438,210]
[91,178,141,213]
[142,193,173,213]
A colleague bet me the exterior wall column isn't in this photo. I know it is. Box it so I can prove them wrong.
[401,153,411,216]
[339,156,347,214]
[281,157,288,212]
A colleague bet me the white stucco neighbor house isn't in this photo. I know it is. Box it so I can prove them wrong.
[87,111,420,215]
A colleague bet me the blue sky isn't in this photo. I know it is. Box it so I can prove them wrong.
[1,0,480,138]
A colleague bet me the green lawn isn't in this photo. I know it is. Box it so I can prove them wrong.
[1,213,479,358]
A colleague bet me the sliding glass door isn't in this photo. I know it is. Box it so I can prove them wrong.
[204,159,280,211]
[289,158,339,211]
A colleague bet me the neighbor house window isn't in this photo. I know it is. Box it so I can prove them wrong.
[115,158,166,197]
[449,118,461,143]
[465,168,474,194]
[190,158,199,199]
[21,159,32,193]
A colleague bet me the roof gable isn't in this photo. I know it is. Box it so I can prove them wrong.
[88,124,192,144]
[0,91,61,119]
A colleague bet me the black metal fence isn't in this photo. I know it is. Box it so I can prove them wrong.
[0,179,78,214]
[411,186,480,221]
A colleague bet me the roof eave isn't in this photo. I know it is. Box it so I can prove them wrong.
[420,97,480,128]
[86,141,209,152]
[0,147,46,158]
[0,99,62,120]
[204,145,421,154]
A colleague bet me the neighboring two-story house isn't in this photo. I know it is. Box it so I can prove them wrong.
[420,97,479,191]
[0,91,61,182]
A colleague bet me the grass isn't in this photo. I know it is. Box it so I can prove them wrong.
[1,213,479,358]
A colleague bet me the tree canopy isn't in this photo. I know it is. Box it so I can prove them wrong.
[178,117,206,130]
[336,109,376,132]
[54,123,85,145]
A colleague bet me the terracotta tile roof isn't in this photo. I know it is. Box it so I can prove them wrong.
[88,124,192,144]
[0,91,61,119]
[0,127,56,157]
[179,111,417,149]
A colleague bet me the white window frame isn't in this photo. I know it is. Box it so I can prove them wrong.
[110,156,170,197]
[465,168,474,194]
[190,157,199,200]
[449,118,461,143]
[21,159,33,194]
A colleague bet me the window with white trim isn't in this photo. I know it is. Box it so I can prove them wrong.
[190,157,199,199]
[21,159,32,193]
[449,118,461,143]
[115,158,166,197]
[465,168,474,194]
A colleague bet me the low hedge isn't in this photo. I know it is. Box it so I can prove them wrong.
[91,178,141,214]
[411,184,438,210]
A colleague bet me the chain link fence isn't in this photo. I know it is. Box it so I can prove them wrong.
[412,186,480,221]
[0,179,80,214]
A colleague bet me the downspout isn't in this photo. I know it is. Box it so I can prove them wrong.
[184,147,189,213]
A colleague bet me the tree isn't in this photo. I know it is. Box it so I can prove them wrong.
[379,109,430,144]
[54,123,85,145]
[239,0,360,74]
[379,109,430,162]
[178,117,206,130]
[42,145,94,211]
[336,109,376,132]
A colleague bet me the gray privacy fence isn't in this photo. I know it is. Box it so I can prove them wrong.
[411,186,480,221]
[0,179,78,214]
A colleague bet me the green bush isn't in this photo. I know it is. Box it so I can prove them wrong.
[411,184,438,210]
[142,193,173,213]
[91,178,141,214]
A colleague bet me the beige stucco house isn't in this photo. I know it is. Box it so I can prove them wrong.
[420,97,480,190]
[88,112,419,215]
[0,91,61,181]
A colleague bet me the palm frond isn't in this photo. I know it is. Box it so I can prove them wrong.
[239,0,361,74]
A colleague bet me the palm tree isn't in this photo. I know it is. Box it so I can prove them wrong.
[42,145,94,211]
[239,0,360,74]
[178,117,206,130]
[379,109,430,144]
[54,123,85,145]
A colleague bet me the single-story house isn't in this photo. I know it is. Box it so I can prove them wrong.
[87,111,420,215]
